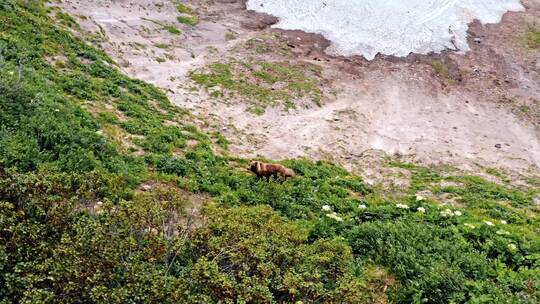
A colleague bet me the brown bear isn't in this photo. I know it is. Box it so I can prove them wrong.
[249,160,296,180]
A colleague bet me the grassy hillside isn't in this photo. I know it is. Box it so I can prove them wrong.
[0,1,539,303]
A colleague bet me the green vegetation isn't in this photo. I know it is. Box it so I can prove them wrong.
[177,15,198,26]
[1,1,539,303]
[163,24,181,35]
[240,33,293,57]
[525,29,540,48]
[431,59,453,83]
[154,43,170,49]
[175,2,193,15]
[55,11,80,29]
[174,1,199,26]
[189,60,323,113]
[142,17,182,35]
[225,31,237,41]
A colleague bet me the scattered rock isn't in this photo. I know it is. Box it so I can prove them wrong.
[241,12,278,30]
[275,29,331,55]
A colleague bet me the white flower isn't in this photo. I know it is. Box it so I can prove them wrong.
[358,204,367,209]
[94,201,104,214]
[326,212,343,222]
[322,205,332,212]
[396,203,409,209]
[508,244,517,251]
[417,207,426,213]
[440,209,454,217]
[500,220,508,225]
[440,209,462,217]
[496,230,510,235]
[464,223,476,229]
[415,195,425,202]
[484,221,494,226]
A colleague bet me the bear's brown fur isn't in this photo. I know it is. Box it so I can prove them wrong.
[249,160,295,179]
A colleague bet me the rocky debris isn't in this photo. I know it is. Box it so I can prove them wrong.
[241,12,278,30]
[274,29,331,55]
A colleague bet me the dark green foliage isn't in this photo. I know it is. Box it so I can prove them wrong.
[349,221,508,303]
[0,2,370,302]
[0,166,368,302]
[153,153,370,219]
[156,156,189,176]
[184,205,366,303]
[1,1,539,303]
[0,172,188,303]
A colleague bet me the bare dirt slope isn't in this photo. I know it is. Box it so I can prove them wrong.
[55,0,540,180]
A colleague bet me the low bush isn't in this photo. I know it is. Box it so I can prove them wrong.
[1,1,538,303]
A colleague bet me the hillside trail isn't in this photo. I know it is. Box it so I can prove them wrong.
[54,0,540,185]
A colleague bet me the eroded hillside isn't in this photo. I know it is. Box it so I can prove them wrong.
[54,0,540,180]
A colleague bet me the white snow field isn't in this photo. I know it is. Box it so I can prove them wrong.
[246,0,524,59]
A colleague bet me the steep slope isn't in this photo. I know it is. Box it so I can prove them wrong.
[0,1,539,303]
[55,0,540,176]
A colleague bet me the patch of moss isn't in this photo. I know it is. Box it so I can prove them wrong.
[525,29,540,48]
[154,43,170,49]
[177,15,198,26]
[432,60,449,78]
[175,2,193,14]
[189,60,322,112]
[241,33,293,57]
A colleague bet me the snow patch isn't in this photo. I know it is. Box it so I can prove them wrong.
[246,0,524,60]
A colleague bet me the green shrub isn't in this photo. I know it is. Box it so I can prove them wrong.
[177,15,198,26]
[185,205,367,303]
[348,219,538,303]
[175,3,192,14]
[156,156,189,176]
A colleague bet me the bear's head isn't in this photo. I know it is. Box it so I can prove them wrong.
[249,160,259,173]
